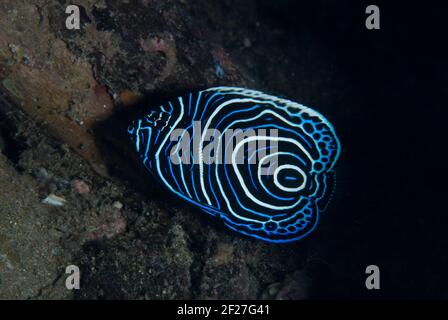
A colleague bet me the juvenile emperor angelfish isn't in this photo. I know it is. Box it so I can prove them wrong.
[128,87,341,243]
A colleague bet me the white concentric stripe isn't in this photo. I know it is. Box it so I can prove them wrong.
[232,136,312,211]
[172,125,193,198]
[205,86,322,119]
[213,108,314,221]
[204,87,341,170]
[200,98,314,206]
[155,97,185,197]
[273,164,307,192]
[256,152,304,197]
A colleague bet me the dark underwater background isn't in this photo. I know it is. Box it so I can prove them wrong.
[0,0,446,299]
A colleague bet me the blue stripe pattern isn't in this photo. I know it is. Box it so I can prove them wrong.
[128,87,341,243]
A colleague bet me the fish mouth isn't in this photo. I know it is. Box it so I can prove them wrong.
[127,121,137,135]
[127,119,142,153]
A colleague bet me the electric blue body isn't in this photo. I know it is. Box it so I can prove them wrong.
[128,87,341,243]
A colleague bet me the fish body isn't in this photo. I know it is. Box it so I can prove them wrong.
[128,87,341,243]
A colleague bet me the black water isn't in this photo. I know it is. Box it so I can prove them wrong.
[258,0,447,298]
